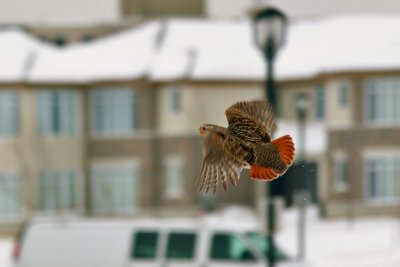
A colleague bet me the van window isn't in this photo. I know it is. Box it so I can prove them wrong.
[166,233,196,259]
[210,233,256,261]
[245,232,288,262]
[132,231,159,259]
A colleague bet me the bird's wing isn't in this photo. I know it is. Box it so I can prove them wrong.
[197,131,245,193]
[225,100,277,143]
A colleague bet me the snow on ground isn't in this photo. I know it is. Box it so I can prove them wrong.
[2,207,400,267]
[276,206,400,267]
[0,239,12,267]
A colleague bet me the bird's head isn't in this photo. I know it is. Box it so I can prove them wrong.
[198,124,215,136]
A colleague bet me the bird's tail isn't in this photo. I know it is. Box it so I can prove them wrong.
[249,135,295,181]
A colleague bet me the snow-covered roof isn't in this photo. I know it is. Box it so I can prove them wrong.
[150,19,264,81]
[28,21,161,83]
[0,28,49,82]
[277,15,400,80]
[2,15,400,83]
[153,15,400,81]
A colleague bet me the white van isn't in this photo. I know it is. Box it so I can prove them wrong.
[12,213,307,267]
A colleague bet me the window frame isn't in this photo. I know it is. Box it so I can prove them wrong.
[363,149,400,205]
[38,169,83,214]
[167,86,181,114]
[315,85,325,120]
[0,90,19,139]
[90,88,138,138]
[364,78,400,127]
[36,89,81,137]
[131,230,160,260]
[208,231,258,262]
[0,171,21,222]
[91,159,140,215]
[164,156,184,199]
[337,80,350,107]
[333,152,349,192]
[165,231,197,261]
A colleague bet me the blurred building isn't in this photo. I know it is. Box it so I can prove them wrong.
[207,0,400,19]
[7,0,400,46]
[1,15,400,236]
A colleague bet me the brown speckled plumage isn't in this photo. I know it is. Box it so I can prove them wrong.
[197,100,295,193]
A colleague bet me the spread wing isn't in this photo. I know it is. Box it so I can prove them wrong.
[225,100,276,143]
[197,131,246,193]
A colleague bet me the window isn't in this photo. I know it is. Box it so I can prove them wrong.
[0,90,18,137]
[365,79,400,125]
[365,155,400,204]
[39,170,80,213]
[81,35,93,42]
[0,173,20,221]
[92,162,139,215]
[55,36,66,47]
[166,233,196,259]
[91,89,137,136]
[337,80,349,107]
[245,232,288,262]
[334,156,349,191]
[210,233,256,262]
[315,85,325,120]
[132,231,159,259]
[165,157,184,199]
[168,86,181,114]
[37,90,80,136]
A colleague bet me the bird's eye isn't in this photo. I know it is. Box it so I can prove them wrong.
[202,127,206,131]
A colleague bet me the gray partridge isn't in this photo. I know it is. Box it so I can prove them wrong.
[197,100,295,193]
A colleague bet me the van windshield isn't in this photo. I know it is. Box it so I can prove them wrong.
[245,232,289,262]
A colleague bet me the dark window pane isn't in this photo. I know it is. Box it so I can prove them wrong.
[342,160,348,184]
[55,36,66,46]
[368,89,377,121]
[170,87,181,113]
[339,84,348,106]
[315,86,325,119]
[51,92,60,133]
[245,232,288,262]
[166,233,196,259]
[132,232,159,259]
[369,160,377,198]
[210,233,256,262]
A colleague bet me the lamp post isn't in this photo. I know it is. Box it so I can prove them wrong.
[251,6,287,267]
[295,93,310,261]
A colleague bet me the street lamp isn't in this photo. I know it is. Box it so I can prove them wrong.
[252,7,287,114]
[251,6,287,267]
[295,92,310,262]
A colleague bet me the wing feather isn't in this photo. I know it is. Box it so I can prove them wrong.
[225,100,276,143]
[197,131,244,193]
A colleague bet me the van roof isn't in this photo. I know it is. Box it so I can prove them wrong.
[28,207,260,232]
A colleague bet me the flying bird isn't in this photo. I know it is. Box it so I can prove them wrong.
[197,100,295,193]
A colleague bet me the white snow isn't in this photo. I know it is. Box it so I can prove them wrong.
[150,19,265,81]
[276,15,400,80]
[3,15,400,83]
[275,121,326,154]
[276,206,400,267]
[28,21,161,83]
[153,15,400,81]
[0,28,50,82]
[0,239,12,267]
[2,207,400,267]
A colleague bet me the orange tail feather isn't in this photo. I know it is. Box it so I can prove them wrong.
[249,166,279,181]
[271,135,295,166]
